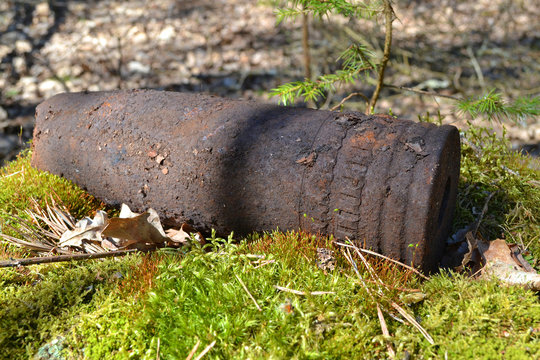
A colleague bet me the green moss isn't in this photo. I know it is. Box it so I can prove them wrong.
[417,273,539,359]
[457,126,540,262]
[0,255,142,359]
[0,149,103,220]
[60,239,539,359]
[64,238,390,359]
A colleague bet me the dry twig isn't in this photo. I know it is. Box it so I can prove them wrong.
[185,340,200,360]
[194,341,216,360]
[0,249,144,268]
[377,304,396,359]
[235,274,262,312]
[273,285,335,296]
[391,302,434,345]
[330,92,370,111]
[335,241,429,280]
[384,84,460,101]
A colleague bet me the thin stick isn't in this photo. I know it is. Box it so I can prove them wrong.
[1,170,22,178]
[342,247,374,297]
[253,259,276,269]
[466,46,486,90]
[245,254,265,259]
[185,340,200,360]
[367,0,394,113]
[301,5,311,81]
[330,92,370,111]
[384,84,461,101]
[0,249,143,268]
[353,246,386,293]
[377,304,396,359]
[335,242,429,280]
[473,191,495,236]
[274,285,335,296]
[391,302,434,345]
[156,338,160,360]
[235,274,262,312]
[194,341,216,360]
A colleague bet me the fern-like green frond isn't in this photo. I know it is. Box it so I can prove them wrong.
[274,0,384,23]
[457,90,540,123]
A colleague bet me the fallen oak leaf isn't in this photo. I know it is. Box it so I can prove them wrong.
[478,239,540,291]
[508,243,535,273]
[482,260,540,291]
[57,211,108,252]
[102,208,169,249]
[166,223,204,245]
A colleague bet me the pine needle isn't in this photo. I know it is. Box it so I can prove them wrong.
[235,274,262,312]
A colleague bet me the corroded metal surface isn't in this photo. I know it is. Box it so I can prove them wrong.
[32,90,460,271]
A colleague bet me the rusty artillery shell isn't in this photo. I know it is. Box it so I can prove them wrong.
[32,90,460,271]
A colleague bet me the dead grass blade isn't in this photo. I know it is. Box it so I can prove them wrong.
[391,302,434,345]
[377,304,396,359]
[1,215,59,252]
[253,259,276,269]
[0,232,53,252]
[342,246,373,296]
[185,340,200,360]
[335,241,429,280]
[338,240,435,346]
[0,249,143,267]
[273,285,335,296]
[194,341,216,360]
[235,274,262,312]
[353,246,386,294]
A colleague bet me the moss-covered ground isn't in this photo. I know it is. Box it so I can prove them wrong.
[0,125,539,359]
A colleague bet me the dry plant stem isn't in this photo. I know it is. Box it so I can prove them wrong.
[377,304,396,359]
[343,247,373,296]
[367,0,393,114]
[384,84,461,101]
[253,259,276,269]
[302,7,311,81]
[194,341,216,360]
[330,92,370,111]
[186,340,201,360]
[335,241,429,280]
[340,240,434,345]
[0,232,55,253]
[473,191,495,236]
[466,46,486,91]
[0,249,143,268]
[391,302,435,345]
[353,247,386,293]
[273,285,335,296]
[156,338,160,360]
[235,274,262,312]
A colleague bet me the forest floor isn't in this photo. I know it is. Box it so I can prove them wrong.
[0,0,539,165]
[0,2,539,359]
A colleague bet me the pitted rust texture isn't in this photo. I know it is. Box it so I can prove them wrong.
[31,90,460,271]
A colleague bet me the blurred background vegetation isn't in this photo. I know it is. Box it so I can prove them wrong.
[0,0,538,166]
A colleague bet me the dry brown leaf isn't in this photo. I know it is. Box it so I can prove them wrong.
[102,208,169,249]
[166,223,204,245]
[57,211,108,252]
[478,239,540,291]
